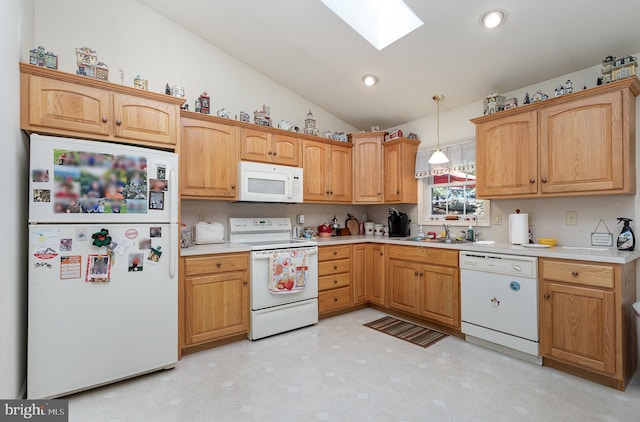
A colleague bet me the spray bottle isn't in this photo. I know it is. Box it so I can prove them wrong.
[617,218,635,251]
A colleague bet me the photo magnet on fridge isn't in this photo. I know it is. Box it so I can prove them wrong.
[60,238,72,251]
[150,227,162,238]
[32,169,49,182]
[128,253,144,272]
[157,166,166,179]
[60,255,82,280]
[86,254,111,282]
[149,191,164,210]
[147,246,162,264]
[150,179,168,192]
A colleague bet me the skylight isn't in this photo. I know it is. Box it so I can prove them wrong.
[321,0,424,51]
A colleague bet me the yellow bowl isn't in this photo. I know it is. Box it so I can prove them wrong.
[537,238,557,246]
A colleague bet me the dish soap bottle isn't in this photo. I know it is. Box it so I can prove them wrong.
[417,225,425,240]
[617,217,635,251]
[467,225,474,242]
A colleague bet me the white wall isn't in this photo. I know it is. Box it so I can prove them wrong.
[1,0,32,399]
[33,0,357,135]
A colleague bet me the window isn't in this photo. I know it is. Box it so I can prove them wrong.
[415,141,490,226]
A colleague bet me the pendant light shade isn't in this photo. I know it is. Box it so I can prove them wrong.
[428,94,449,164]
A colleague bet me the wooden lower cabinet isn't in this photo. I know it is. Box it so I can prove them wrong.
[539,258,637,390]
[318,245,352,314]
[386,245,460,329]
[352,243,386,306]
[182,253,249,348]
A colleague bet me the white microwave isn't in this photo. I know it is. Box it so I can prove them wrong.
[238,161,304,203]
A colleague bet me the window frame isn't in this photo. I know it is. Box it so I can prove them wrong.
[417,176,491,227]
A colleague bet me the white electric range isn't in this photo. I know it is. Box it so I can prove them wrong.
[229,217,318,340]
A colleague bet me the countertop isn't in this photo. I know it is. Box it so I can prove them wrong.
[181,235,640,264]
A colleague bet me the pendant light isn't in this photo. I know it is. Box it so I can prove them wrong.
[428,94,449,164]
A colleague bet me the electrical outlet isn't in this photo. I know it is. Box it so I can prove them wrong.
[296,214,305,224]
[409,214,417,223]
[199,214,210,222]
[493,213,502,225]
[566,211,577,225]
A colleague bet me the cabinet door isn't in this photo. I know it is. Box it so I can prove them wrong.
[113,94,178,146]
[351,244,367,304]
[180,117,238,198]
[185,272,249,345]
[240,129,272,163]
[419,264,459,328]
[353,136,383,203]
[387,259,420,315]
[303,140,330,201]
[475,110,538,197]
[272,134,301,166]
[540,281,616,375]
[328,144,352,202]
[539,91,624,194]
[384,143,402,202]
[367,244,386,306]
[28,75,112,137]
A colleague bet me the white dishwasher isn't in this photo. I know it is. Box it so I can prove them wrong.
[460,251,541,365]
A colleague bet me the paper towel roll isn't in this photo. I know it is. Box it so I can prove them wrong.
[509,213,529,245]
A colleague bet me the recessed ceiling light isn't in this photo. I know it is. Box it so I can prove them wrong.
[321,0,423,51]
[362,75,378,86]
[480,9,507,29]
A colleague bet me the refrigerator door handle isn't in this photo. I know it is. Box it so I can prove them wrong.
[169,167,178,223]
[169,223,177,279]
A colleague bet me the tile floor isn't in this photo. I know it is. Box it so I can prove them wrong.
[68,308,640,421]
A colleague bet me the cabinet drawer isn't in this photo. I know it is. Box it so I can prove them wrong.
[319,259,351,276]
[319,287,352,313]
[319,272,351,291]
[185,253,249,276]
[319,245,351,261]
[541,259,614,289]
[386,245,458,267]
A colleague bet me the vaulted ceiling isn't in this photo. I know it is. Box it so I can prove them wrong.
[140,0,640,129]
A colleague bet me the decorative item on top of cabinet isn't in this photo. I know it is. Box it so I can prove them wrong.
[304,109,319,136]
[350,131,386,204]
[133,75,148,91]
[29,46,57,69]
[254,104,272,127]
[472,77,640,199]
[318,245,352,315]
[302,138,352,203]
[383,138,420,203]
[20,63,183,149]
[539,258,636,390]
[181,253,249,351]
[180,114,239,199]
[198,92,210,114]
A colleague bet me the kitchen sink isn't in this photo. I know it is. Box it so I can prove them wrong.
[402,237,471,244]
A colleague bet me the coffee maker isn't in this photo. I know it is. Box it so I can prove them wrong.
[388,208,411,237]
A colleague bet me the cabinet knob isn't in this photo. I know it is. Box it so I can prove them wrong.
[419,272,424,277]
[380,252,384,256]
[544,293,550,299]
[414,271,419,276]
[268,151,273,155]
[116,119,122,126]
[377,192,381,195]
[231,184,236,189]
[216,262,222,267]
[529,179,535,184]
[333,279,338,284]
[330,191,334,195]
[273,152,277,156]
[396,190,400,194]
[326,191,330,195]
[333,251,338,255]
[541,178,547,183]
[101,117,108,123]
[333,265,338,270]
[333,297,338,302]
[571,271,579,277]
[243,281,248,286]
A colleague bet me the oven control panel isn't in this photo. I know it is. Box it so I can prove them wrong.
[229,217,292,233]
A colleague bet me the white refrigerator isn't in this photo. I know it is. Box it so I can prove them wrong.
[27,134,179,399]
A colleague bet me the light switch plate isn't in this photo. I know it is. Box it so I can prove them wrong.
[566,211,577,225]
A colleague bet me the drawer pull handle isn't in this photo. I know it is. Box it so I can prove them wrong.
[216,262,222,267]
[571,271,579,277]
[333,265,338,270]
[333,251,338,255]
[333,279,338,284]
[544,293,550,299]
[333,297,338,302]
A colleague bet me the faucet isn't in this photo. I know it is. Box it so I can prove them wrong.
[442,224,450,239]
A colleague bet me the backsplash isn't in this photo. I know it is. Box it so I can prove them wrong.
[183,195,634,248]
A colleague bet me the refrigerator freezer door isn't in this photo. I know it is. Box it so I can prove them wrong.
[27,223,177,399]
[29,134,178,224]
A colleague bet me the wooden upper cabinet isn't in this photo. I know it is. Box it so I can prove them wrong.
[180,115,238,199]
[475,110,538,197]
[472,78,639,199]
[20,63,183,149]
[350,132,385,203]
[539,90,623,194]
[240,128,301,166]
[383,138,419,203]
[302,139,352,202]
[113,95,178,146]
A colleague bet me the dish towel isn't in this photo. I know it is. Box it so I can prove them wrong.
[268,249,308,294]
